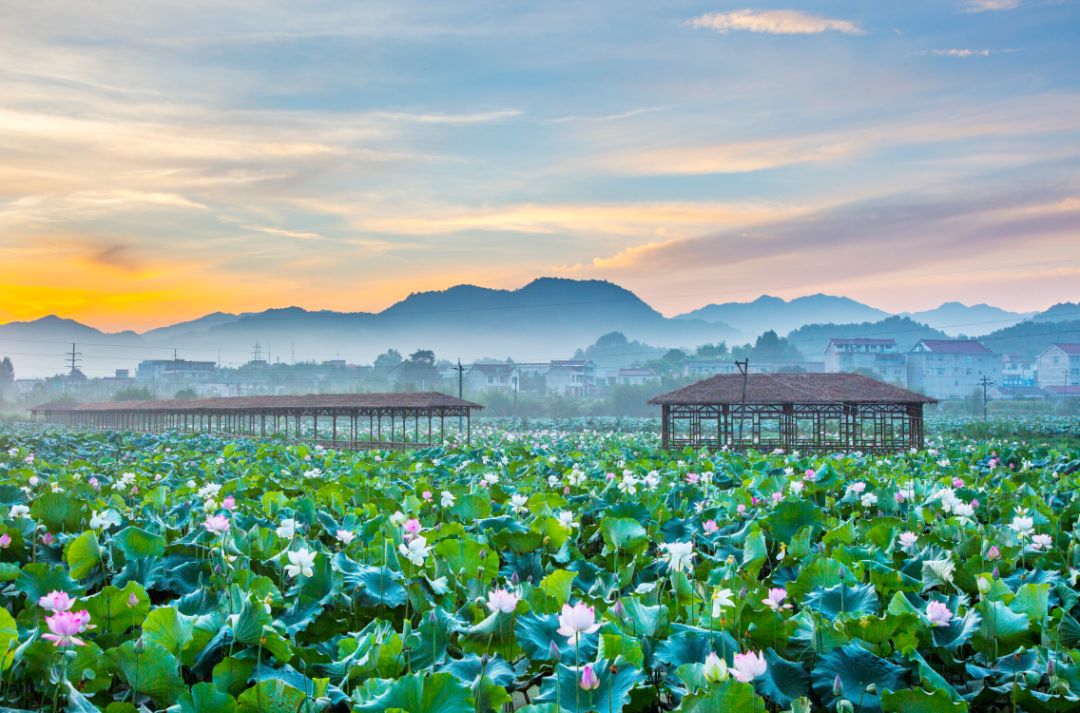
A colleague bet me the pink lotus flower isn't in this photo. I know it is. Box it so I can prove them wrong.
[221,495,236,510]
[736,504,747,515]
[926,601,953,627]
[771,492,783,504]
[557,602,602,643]
[605,472,615,481]
[203,514,230,535]
[898,532,918,549]
[751,496,760,506]
[987,545,1001,560]
[89,477,100,490]
[42,610,90,648]
[579,664,600,690]
[41,532,54,546]
[0,533,10,549]
[703,519,718,533]
[952,478,964,488]
[731,651,767,682]
[422,490,433,501]
[39,590,75,612]
[894,491,906,503]
[762,588,791,611]
[804,469,816,480]
[486,588,520,614]
[403,518,422,539]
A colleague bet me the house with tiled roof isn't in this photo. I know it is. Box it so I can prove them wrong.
[907,339,1001,400]
[1036,344,1080,389]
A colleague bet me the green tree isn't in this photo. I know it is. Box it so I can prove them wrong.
[113,386,155,401]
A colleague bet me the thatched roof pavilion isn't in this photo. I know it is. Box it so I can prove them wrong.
[649,372,935,453]
[31,392,482,450]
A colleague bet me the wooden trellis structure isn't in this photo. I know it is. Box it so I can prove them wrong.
[30,392,482,450]
[649,373,935,453]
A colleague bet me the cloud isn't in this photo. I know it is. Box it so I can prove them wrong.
[550,107,667,124]
[961,0,1022,12]
[580,94,1080,176]
[929,48,993,57]
[369,109,522,125]
[569,184,1080,285]
[686,9,864,36]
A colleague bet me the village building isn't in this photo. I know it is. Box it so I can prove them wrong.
[1035,344,1080,389]
[906,339,1001,400]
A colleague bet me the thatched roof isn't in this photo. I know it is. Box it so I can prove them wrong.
[33,392,481,413]
[649,372,935,405]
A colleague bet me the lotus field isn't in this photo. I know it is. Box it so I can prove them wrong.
[1,424,1080,713]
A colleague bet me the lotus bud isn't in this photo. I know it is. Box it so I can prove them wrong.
[738,585,747,600]
[510,571,520,586]
[479,549,486,560]
[837,701,854,713]
[992,567,1000,579]
[127,592,139,608]
[1048,657,1057,677]
[612,599,626,619]
[428,610,437,623]
[481,653,489,665]
[833,675,844,696]
[579,664,600,691]
[864,683,876,694]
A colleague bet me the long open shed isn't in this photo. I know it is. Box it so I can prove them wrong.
[30,392,482,449]
[649,372,936,453]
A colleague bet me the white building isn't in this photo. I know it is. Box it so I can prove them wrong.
[545,360,596,397]
[823,338,907,385]
[907,339,1000,400]
[1036,344,1080,389]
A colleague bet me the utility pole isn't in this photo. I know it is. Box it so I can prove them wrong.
[455,359,465,432]
[979,375,993,421]
[735,358,749,444]
[67,343,82,383]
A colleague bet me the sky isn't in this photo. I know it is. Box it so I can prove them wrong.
[0,0,1078,331]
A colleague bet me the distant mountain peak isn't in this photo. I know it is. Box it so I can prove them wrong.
[676,293,890,336]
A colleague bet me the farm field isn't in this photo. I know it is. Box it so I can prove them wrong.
[0,422,1079,712]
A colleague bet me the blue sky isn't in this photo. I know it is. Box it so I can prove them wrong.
[0,0,1077,329]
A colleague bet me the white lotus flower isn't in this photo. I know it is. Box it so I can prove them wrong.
[440,491,456,508]
[284,548,316,578]
[276,519,297,539]
[661,541,696,573]
[558,510,579,529]
[398,536,432,566]
[703,652,728,682]
[1010,516,1034,539]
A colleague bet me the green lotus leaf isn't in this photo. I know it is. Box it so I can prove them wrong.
[811,644,909,713]
[106,641,188,708]
[353,671,473,713]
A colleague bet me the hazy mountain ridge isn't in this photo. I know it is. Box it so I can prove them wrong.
[677,294,891,335]
[902,302,1030,336]
[1,278,1075,377]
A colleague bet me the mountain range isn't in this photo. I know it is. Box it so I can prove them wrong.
[0,278,1074,378]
